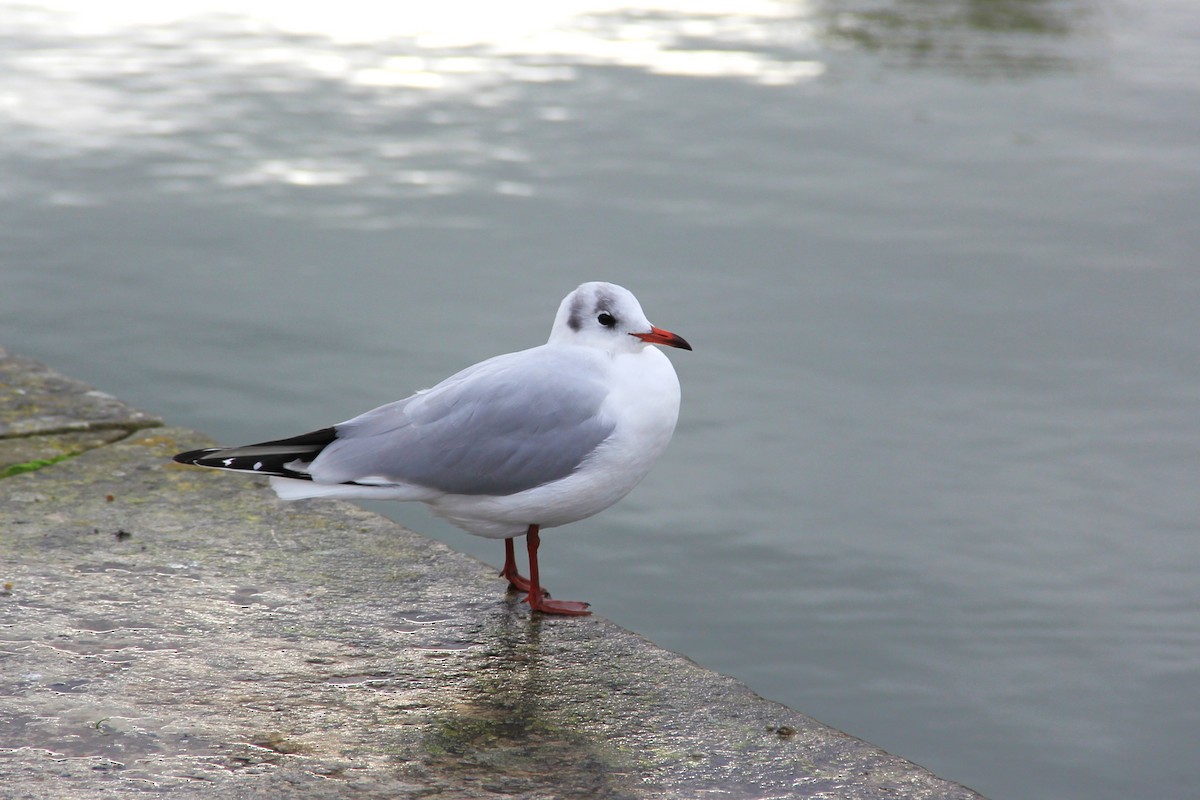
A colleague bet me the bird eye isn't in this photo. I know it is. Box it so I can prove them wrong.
[597,312,616,328]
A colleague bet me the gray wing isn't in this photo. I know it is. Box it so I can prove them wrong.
[308,347,615,496]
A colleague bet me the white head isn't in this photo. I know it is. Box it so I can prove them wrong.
[549,281,692,354]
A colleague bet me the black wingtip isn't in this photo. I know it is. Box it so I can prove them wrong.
[173,448,216,465]
[170,428,338,476]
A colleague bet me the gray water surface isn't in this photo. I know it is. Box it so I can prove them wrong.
[2,3,1198,799]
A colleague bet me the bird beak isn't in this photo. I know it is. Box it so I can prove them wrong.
[631,326,693,351]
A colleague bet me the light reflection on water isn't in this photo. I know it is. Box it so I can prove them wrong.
[3,3,1199,800]
[4,2,823,150]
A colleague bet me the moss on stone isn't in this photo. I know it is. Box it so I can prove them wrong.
[0,452,77,479]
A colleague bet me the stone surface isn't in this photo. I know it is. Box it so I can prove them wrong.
[0,347,160,438]
[0,353,986,799]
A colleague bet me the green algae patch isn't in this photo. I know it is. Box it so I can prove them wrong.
[0,452,77,479]
[0,429,130,477]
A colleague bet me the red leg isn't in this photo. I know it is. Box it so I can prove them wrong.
[523,524,590,616]
[499,537,532,592]
[500,537,549,597]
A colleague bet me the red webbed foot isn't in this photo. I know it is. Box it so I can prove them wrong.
[513,525,591,616]
[524,593,591,616]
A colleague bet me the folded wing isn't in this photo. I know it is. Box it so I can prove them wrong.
[313,348,615,496]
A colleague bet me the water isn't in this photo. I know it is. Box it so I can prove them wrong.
[2,3,1198,798]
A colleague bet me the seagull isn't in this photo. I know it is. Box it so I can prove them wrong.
[174,282,691,616]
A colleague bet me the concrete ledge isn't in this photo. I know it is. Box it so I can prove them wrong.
[0,349,984,799]
[0,348,161,439]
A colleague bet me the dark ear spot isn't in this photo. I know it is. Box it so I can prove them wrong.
[566,294,585,331]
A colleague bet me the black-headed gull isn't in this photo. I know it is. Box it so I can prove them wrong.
[174,282,691,616]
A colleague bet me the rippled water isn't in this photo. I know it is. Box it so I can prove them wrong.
[3,3,1198,799]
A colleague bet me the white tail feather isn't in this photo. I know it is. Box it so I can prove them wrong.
[268,476,434,502]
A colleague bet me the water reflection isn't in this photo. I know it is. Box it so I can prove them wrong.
[1,0,1095,214]
[816,0,1094,75]
[1,1,826,211]
[423,608,638,798]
